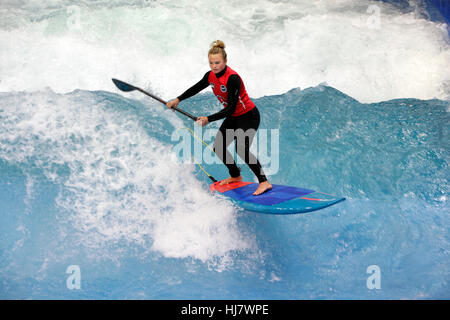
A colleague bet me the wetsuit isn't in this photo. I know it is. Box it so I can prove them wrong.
[177,66,268,183]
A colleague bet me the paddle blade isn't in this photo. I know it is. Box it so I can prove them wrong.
[112,78,137,92]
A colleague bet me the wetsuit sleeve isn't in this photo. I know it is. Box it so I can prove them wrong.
[177,71,211,102]
[207,74,241,122]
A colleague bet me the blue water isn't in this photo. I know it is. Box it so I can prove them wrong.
[0,0,449,300]
[0,86,448,299]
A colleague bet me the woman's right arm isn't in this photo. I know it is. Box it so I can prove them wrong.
[167,71,210,109]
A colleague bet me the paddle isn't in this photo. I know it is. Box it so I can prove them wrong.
[111,78,198,121]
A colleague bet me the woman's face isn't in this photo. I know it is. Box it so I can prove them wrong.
[209,54,227,74]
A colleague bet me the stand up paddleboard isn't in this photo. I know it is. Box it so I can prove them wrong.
[112,78,346,214]
[211,180,345,214]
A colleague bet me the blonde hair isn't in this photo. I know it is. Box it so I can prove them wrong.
[208,40,227,61]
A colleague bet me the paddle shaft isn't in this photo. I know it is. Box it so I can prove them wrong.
[135,88,198,121]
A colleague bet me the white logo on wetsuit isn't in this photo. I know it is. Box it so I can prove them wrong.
[220,85,227,92]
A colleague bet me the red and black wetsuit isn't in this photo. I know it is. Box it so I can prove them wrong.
[177,66,268,183]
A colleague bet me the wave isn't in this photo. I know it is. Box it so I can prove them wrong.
[0,87,448,296]
[1,0,449,299]
[0,88,257,269]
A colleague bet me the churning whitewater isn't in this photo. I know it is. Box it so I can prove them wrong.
[0,0,448,299]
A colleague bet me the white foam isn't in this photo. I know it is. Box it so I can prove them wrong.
[0,89,255,264]
[0,0,448,102]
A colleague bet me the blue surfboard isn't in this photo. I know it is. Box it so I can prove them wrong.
[211,181,345,214]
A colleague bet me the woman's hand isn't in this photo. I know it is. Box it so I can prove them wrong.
[196,116,209,127]
[166,98,180,111]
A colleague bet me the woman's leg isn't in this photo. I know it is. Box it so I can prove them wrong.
[213,117,241,179]
[234,108,268,183]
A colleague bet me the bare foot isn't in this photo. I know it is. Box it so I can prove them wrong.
[253,181,272,196]
[219,175,243,185]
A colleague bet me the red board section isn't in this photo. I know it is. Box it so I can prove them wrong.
[210,181,254,193]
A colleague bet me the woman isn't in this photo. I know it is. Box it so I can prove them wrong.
[166,40,272,196]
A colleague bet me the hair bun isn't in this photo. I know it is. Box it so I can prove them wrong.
[211,40,225,49]
[208,40,227,60]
